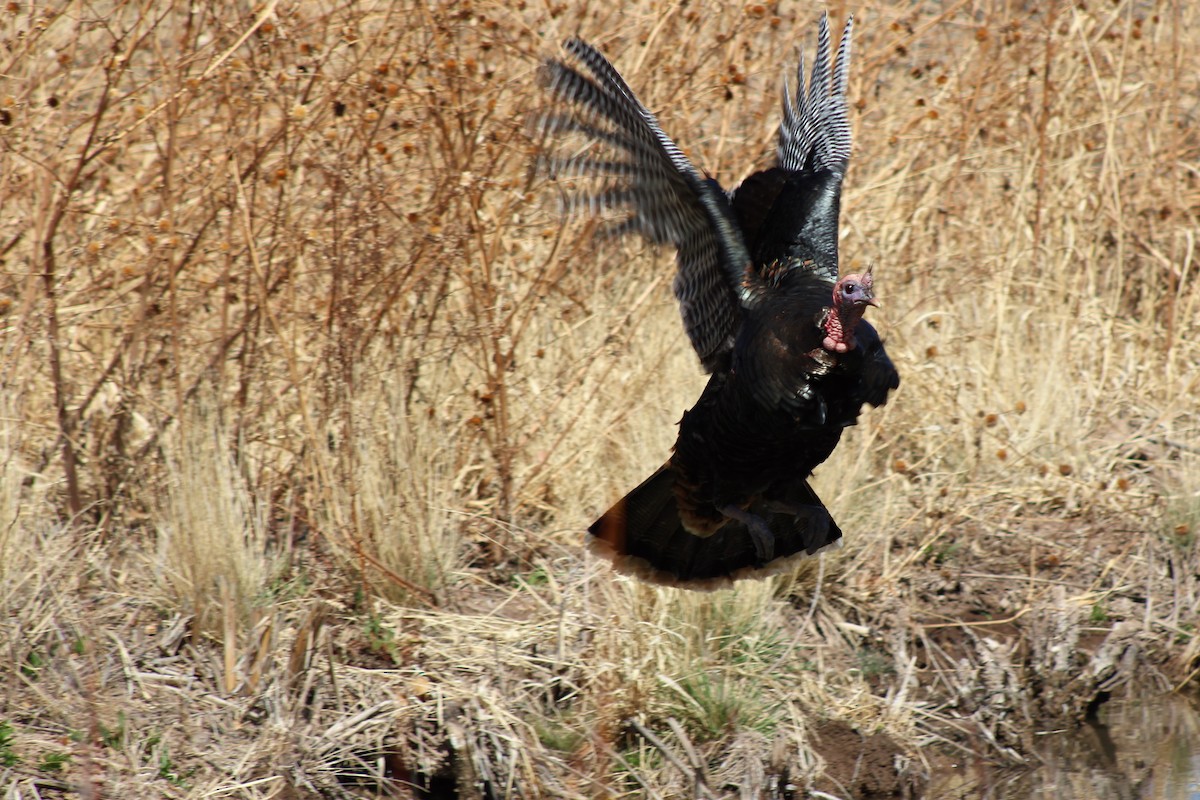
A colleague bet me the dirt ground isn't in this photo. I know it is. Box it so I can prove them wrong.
[2,0,1198,796]
[811,719,916,798]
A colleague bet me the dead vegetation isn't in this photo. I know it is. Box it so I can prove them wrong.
[1,0,1198,797]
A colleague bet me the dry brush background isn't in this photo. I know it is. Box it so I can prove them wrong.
[1,0,1199,797]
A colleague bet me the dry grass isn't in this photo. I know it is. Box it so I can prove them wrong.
[1,0,1199,797]
[157,398,265,619]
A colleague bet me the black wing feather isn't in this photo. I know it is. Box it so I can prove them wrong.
[537,39,750,371]
[733,14,853,288]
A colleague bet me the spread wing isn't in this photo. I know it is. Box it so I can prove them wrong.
[733,14,853,287]
[779,14,853,179]
[536,38,749,372]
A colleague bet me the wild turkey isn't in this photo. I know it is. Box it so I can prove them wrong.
[537,15,899,588]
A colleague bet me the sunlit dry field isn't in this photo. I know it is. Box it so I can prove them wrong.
[2,0,1198,797]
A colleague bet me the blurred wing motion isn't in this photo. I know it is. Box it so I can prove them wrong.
[538,15,900,589]
[537,37,748,371]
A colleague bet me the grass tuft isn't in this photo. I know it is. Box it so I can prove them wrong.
[0,0,1197,794]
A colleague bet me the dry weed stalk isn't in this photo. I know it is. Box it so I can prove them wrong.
[0,0,1197,796]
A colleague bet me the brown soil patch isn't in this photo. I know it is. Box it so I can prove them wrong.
[811,720,915,798]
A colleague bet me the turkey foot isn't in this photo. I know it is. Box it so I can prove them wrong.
[720,505,776,562]
[761,500,831,530]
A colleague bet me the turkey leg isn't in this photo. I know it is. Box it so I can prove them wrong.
[719,504,776,562]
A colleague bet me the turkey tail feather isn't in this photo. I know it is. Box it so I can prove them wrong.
[587,464,843,590]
